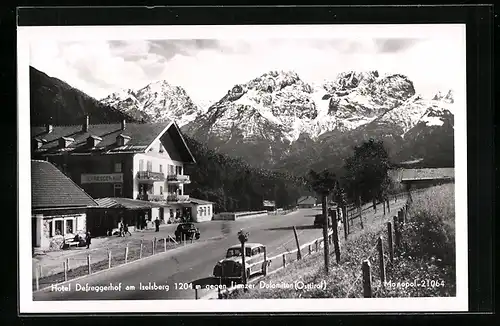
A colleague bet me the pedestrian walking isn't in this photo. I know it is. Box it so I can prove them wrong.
[123,223,132,236]
[119,221,124,237]
[85,231,92,249]
[154,217,160,232]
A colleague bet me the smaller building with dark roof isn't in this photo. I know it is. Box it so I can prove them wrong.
[297,196,317,209]
[31,160,98,252]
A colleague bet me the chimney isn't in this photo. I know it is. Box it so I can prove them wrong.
[46,124,53,134]
[82,115,89,132]
[121,119,126,130]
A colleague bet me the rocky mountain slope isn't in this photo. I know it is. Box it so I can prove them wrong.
[100,80,202,126]
[29,66,140,126]
[181,70,455,170]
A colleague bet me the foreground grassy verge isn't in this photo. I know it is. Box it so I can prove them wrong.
[226,184,456,299]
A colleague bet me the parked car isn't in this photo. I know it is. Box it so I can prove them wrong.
[314,213,332,228]
[174,222,201,242]
[213,243,271,281]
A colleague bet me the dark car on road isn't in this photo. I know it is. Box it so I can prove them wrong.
[314,214,332,228]
[174,223,201,242]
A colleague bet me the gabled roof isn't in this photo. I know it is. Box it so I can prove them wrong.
[31,121,196,164]
[297,196,316,205]
[93,197,165,210]
[31,160,98,210]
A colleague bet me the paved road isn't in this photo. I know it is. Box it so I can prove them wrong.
[33,208,328,301]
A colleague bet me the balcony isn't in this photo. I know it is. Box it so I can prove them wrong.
[166,194,190,203]
[137,171,165,183]
[136,194,165,202]
[166,174,191,184]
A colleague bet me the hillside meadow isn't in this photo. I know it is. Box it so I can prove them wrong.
[225,183,456,299]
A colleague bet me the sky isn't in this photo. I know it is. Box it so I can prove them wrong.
[29,25,466,107]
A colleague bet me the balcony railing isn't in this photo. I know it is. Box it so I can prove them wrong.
[166,174,191,184]
[166,194,190,203]
[137,171,165,182]
[136,194,165,202]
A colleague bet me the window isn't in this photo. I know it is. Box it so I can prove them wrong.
[66,219,74,234]
[54,220,63,236]
[159,164,163,173]
[114,183,123,197]
[147,160,152,172]
[139,159,144,172]
[208,206,211,215]
[169,164,174,175]
[159,142,164,153]
[159,186,163,195]
[114,162,122,173]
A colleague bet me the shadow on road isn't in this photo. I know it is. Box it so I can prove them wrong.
[266,225,318,231]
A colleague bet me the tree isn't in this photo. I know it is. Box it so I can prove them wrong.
[344,138,391,205]
[307,168,338,274]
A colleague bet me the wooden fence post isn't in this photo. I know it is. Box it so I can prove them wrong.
[359,196,364,229]
[152,239,156,255]
[108,250,112,269]
[66,258,70,271]
[125,244,129,263]
[393,216,400,250]
[164,238,167,252]
[315,239,319,252]
[63,261,68,282]
[383,200,386,215]
[331,214,341,264]
[293,226,302,260]
[35,265,40,291]
[343,209,348,240]
[398,209,404,226]
[387,222,394,262]
[282,253,286,268]
[87,254,91,275]
[362,260,372,298]
[308,244,312,255]
[140,240,144,259]
[263,246,267,276]
[387,198,391,213]
[195,287,198,300]
[378,236,386,285]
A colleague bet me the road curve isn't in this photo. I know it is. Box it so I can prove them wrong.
[33,208,326,301]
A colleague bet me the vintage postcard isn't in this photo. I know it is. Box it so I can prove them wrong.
[18,23,468,313]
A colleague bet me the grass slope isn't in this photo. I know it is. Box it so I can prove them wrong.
[226,184,455,299]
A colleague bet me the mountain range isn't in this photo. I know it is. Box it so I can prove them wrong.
[29,66,455,175]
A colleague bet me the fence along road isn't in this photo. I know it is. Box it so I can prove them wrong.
[32,207,327,301]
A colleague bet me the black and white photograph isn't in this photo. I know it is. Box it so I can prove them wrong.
[18,23,468,313]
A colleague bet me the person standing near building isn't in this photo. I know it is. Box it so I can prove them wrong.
[85,231,92,249]
[123,223,132,236]
[154,217,160,232]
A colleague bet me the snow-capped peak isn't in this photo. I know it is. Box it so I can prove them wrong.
[100,80,202,126]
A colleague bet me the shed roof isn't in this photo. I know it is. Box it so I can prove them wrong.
[93,197,166,210]
[31,160,98,210]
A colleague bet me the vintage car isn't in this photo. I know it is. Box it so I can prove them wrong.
[213,243,271,281]
[174,222,201,242]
